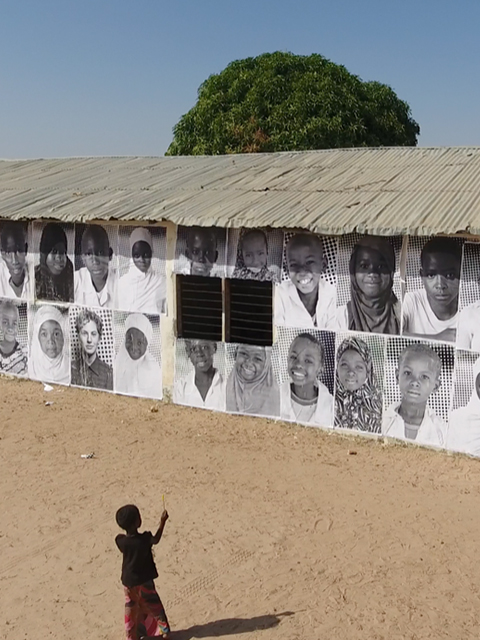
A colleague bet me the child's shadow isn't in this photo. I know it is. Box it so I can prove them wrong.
[162,611,294,639]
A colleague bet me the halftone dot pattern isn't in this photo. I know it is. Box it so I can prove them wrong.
[273,326,335,394]
[226,228,284,281]
[384,336,455,422]
[174,225,227,276]
[113,311,162,365]
[0,298,28,347]
[174,338,226,382]
[281,232,338,286]
[68,306,115,368]
[117,225,167,278]
[74,223,119,272]
[336,233,404,307]
[334,331,386,395]
[458,242,480,310]
[451,349,479,411]
[404,235,464,292]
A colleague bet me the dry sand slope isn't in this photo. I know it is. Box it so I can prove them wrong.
[1,376,480,640]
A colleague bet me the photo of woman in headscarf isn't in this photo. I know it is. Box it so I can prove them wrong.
[35,222,74,302]
[447,356,480,456]
[337,236,400,335]
[117,227,166,314]
[28,304,70,384]
[226,344,280,417]
[114,313,162,399]
[334,336,383,433]
[71,308,113,390]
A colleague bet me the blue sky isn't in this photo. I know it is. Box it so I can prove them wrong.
[1,0,479,157]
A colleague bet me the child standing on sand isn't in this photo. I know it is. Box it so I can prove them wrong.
[115,505,170,640]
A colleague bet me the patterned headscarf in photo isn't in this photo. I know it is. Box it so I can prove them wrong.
[347,236,400,335]
[232,229,276,281]
[334,336,383,433]
[226,345,279,416]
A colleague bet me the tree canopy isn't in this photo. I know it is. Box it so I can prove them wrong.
[166,52,420,156]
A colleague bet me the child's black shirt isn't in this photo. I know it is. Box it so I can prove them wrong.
[115,531,159,587]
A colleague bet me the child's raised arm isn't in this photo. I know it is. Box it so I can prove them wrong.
[151,509,169,545]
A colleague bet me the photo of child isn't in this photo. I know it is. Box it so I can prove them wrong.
[382,339,453,448]
[70,307,114,391]
[34,222,74,303]
[226,343,280,417]
[275,233,337,330]
[28,304,70,385]
[173,339,226,411]
[0,221,32,301]
[334,334,384,433]
[456,242,480,351]
[402,237,462,342]
[74,224,118,308]
[336,235,402,335]
[174,226,226,278]
[227,228,283,282]
[0,299,28,376]
[277,330,334,428]
[447,351,480,456]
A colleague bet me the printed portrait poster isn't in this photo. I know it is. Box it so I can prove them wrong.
[456,242,480,352]
[226,228,283,282]
[117,225,167,315]
[174,225,226,278]
[402,236,464,343]
[28,303,71,386]
[173,338,226,411]
[273,326,335,428]
[32,221,75,303]
[74,223,118,309]
[113,311,162,400]
[333,332,385,434]
[0,220,33,302]
[447,349,480,457]
[225,342,280,418]
[336,233,404,335]
[0,297,28,377]
[69,306,114,392]
[275,232,338,331]
[383,336,454,449]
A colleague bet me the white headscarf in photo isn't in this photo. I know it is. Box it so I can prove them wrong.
[448,357,480,455]
[114,312,161,398]
[118,227,166,314]
[29,305,70,384]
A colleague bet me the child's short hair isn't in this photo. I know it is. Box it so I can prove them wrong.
[420,237,462,267]
[398,343,442,379]
[76,308,103,336]
[116,504,140,530]
[187,226,217,249]
[1,222,27,250]
[292,332,325,363]
[286,233,323,256]
[81,224,110,253]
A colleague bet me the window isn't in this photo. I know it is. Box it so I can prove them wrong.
[176,275,222,341]
[225,279,273,346]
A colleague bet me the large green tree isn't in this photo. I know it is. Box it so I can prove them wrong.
[166,52,420,155]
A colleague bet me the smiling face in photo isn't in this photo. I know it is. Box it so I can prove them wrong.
[125,327,148,361]
[235,345,266,382]
[337,348,368,391]
[1,306,18,343]
[241,232,268,273]
[286,236,325,295]
[288,335,323,388]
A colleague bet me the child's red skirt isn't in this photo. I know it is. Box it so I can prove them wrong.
[123,580,170,639]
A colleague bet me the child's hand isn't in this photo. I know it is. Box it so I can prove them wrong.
[160,509,169,524]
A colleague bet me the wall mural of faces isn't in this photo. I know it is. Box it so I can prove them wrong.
[174,226,226,278]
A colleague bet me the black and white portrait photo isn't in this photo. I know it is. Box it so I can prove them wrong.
[174,225,226,278]
[28,303,70,385]
[274,232,337,330]
[447,350,480,456]
[225,343,280,417]
[0,298,28,376]
[334,333,384,433]
[113,311,162,399]
[0,221,33,301]
[226,228,283,282]
[117,225,167,315]
[402,236,463,343]
[74,223,118,309]
[33,221,74,303]
[456,242,480,351]
[274,327,335,428]
[336,234,403,335]
[70,306,114,391]
[382,337,454,448]
[173,339,226,411]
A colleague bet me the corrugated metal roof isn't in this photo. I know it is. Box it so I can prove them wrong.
[1,147,480,236]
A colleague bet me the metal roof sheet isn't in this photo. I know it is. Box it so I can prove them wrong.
[1,147,480,236]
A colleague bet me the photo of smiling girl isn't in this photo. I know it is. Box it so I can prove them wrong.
[334,334,384,433]
[279,330,334,427]
[0,299,28,376]
[28,304,70,385]
[34,222,74,303]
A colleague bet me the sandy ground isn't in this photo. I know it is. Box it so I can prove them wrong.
[2,378,480,640]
